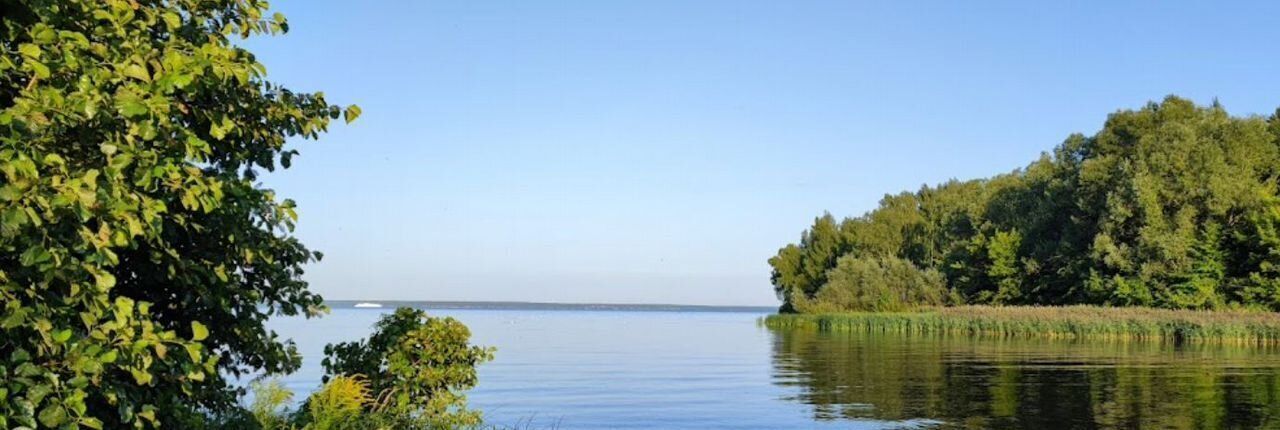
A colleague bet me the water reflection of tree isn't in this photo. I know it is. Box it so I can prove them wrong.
[769,328,1280,429]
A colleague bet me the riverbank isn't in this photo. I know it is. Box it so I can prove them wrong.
[762,305,1280,344]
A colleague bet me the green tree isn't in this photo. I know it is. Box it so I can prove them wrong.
[985,229,1024,304]
[773,97,1280,312]
[1,0,355,427]
[1078,98,1278,308]
[769,214,852,312]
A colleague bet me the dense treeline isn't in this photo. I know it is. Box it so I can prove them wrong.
[771,97,1280,313]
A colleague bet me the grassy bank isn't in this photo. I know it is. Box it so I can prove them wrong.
[762,305,1280,345]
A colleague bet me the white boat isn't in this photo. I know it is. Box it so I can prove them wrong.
[353,302,383,308]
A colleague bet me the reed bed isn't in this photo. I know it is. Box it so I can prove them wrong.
[762,305,1280,345]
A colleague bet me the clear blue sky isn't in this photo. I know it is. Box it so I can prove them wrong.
[245,1,1280,306]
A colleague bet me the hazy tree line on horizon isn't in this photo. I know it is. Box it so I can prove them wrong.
[771,97,1280,313]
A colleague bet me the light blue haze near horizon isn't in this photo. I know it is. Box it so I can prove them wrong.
[244,1,1280,306]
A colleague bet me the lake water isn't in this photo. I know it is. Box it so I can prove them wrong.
[270,306,1280,429]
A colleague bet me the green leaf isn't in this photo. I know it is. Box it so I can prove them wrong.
[99,350,118,364]
[1,310,25,329]
[31,25,55,43]
[123,63,150,82]
[42,153,66,166]
[209,125,225,140]
[191,321,208,341]
[109,152,134,170]
[52,328,72,344]
[0,186,20,201]
[10,349,30,364]
[38,404,67,427]
[27,384,51,404]
[12,158,38,178]
[18,43,41,59]
[81,417,105,430]
[344,105,361,124]
[138,406,157,422]
[162,12,181,29]
[3,208,29,230]
[130,368,153,385]
[29,60,51,79]
[209,117,234,140]
[93,271,116,290]
[19,245,51,266]
[114,297,135,317]
[183,344,201,362]
[116,97,148,118]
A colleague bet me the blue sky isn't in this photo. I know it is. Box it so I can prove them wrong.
[246,1,1280,306]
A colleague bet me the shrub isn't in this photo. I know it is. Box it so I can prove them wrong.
[249,379,295,430]
[304,375,373,430]
[795,255,950,313]
[321,308,494,429]
[229,308,495,430]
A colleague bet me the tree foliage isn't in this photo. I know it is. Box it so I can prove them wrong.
[768,214,854,312]
[792,255,950,313]
[321,308,494,429]
[1,0,355,427]
[771,97,1280,313]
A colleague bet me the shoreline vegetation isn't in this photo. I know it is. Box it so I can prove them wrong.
[764,305,1280,345]
[768,97,1280,347]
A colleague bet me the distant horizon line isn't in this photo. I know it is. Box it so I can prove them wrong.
[323,299,778,311]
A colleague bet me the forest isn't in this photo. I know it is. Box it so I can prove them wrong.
[770,97,1280,313]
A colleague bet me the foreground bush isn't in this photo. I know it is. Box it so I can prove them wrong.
[235,308,494,430]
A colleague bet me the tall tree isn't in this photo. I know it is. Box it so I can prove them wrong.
[769,214,851,312]
[0,1,356,427]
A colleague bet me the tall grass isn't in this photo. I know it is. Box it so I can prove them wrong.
[306,375,374,430]
[762,305,1280,345]
[248,379,294,430]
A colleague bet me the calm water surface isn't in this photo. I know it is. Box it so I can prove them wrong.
[270,307,1280,429]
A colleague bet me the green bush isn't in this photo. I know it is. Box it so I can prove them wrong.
[302,375,373,430]
[793,255,950,313]
[249,380,296,430]
[319,308,495,429]
[226,308,494,430]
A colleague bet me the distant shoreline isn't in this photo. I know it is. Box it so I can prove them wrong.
[324,300,776,313]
